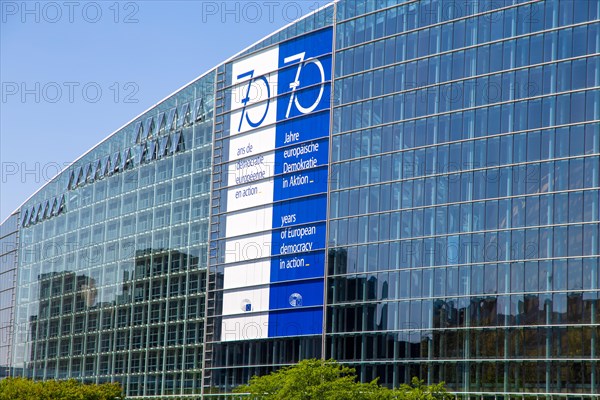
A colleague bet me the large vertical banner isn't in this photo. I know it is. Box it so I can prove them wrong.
[220,28,332,341]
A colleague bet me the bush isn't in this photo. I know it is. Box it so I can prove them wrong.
[0,377,124,400]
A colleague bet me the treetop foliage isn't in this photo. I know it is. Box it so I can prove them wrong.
[233,359,455,400]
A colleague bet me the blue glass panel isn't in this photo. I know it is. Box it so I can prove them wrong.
[558,28,573,59]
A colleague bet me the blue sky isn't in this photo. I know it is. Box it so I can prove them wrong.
[0,0,331,222]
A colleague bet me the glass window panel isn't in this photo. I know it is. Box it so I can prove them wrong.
[478,13,491,44]
[476,45,490,75]
[544,31,558,62]
[527,131,541,161]
[586,90,600,121]
[543,63,556,95]
[559,0,574,26]
[511,262,524,292]
[573,25,588,57]
[530,34,543,64]
[516,4,531,35]
[556,94,571,125]
[583,224,599,256]
[555,127,570,157]
[568,225,583,257]
[516,36,530,67]
[501,103,514,134]
[167,107,178,131]
[558,28,573,58]
[557,61,572,92]
[542,97,556,128]
[570,92,585,123]
[584,156,599,189]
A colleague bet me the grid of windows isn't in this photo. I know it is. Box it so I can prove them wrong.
[327,0,600,396]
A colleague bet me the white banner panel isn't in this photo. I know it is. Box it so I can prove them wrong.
[226,179,274,213]
[225,206,272,238]
[226,151,275,187]
[223,260,271,290]
[228,126,276,164]
[221,314,269,341]
[221,286,270,316]
[224,232,272,264]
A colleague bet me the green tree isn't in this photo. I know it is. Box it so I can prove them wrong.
[233,359,455,400]
[0,377,124,400]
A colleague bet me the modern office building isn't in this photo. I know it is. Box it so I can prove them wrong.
[1,0,599,398]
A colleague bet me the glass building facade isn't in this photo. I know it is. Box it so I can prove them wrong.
[1,1,599,398]
[327,0,599,397]
[3,71,215,397]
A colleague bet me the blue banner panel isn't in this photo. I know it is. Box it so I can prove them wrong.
[268,308,324,337]
[268,280,324,310]
[269,251,325,283]
[273,166,329,201]
[271,222,326,256]
[277,29,333,121]
[275,111,330,148]
[272,195,327,229]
